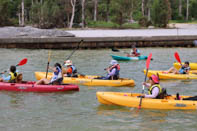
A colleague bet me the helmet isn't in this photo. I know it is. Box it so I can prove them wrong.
[110,60,118,65]
[150,75,159,84]
[64,60,72,66]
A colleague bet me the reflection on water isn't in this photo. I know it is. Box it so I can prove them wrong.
[0,48,197,130]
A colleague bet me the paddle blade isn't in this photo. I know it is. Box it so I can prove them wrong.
[17,58,28,66]
[111,48,120,52]
[146,53,152,70]
[174,52,181,64]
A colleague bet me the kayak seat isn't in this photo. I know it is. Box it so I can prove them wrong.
[49,77,63,85]
[156,88,168,99]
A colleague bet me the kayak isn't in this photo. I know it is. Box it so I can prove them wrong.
[0,81,79,92]
[143,70,197,80]
[174,62,197,70]
[96,92,197,110]
[111,54,148,61]
[35,72,135,87]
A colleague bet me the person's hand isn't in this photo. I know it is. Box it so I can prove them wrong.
[137,95,145,98]
[142,82,147,86]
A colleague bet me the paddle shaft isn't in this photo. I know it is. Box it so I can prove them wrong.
[138,68,148,109]
[46,50,51,78]
[65,40,83,61]
[138,53,152,109]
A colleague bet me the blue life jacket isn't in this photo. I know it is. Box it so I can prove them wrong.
[67,65,77,77]
[179,66,190,74]
[51,66,62,83]
[71,65,77,74]
[136,49,140,54]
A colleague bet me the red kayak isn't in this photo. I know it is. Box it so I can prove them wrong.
[0,81,79,92]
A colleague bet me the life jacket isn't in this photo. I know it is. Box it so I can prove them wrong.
[179,66,190,74]
[109,64,120,80]
[50,66,62,83]
[132,49,140,56]
[71,65,77,74]
[148,84,162,98]
[9,72,18,83]
[67,65,77,77]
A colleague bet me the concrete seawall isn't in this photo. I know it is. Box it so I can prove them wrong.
[1,27,197,49]
[0,35,196,49]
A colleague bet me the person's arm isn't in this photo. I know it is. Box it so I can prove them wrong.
[107,68,116,76]
[143,82,151,88]
[1,74,11,81]
[145,87,159,98]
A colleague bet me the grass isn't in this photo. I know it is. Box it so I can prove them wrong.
[87,21,141,29]
[170,20,197,24]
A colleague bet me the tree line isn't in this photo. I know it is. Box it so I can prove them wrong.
[0,0,197,28]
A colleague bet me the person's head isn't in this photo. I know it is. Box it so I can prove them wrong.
[10,65,17,77]
[10,65,16,73]
[64,60,72,67]
[184,61,189,67]
[54,63,62,69]
[149,75,159,85]
[110,60,118,66]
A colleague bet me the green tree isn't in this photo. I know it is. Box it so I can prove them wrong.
[152,0,171,27]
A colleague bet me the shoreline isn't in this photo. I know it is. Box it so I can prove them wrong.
[0,25,197,49]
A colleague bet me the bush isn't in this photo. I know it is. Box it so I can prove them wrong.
[139,17,148,27]
[87,21,119,28]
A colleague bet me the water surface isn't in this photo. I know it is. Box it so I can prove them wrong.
[0,48,197,131]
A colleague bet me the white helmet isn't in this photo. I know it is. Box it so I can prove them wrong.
[110,60,118,65]
[64,60,72,66]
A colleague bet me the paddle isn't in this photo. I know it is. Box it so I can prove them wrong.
[63,40,83,76]
[0,58,28,74]
[111,48,129,54]
[46,50,52,78]
[138,53,152,109]
[65,40,83,61]
[174,52,182,66]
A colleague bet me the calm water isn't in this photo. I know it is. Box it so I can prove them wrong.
[0,48,197,131]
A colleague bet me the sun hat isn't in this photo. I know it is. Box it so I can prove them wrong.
[110,60,118,65]
[150,75,159,84]
[64,60,72,66]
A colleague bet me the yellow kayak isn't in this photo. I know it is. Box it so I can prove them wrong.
[35,72,135,87]
[96,92,197,110]
[174,62,197,70]
[143,70,197,79]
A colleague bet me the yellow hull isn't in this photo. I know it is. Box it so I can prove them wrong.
[143,70,197,80]
[174,62,197,70]
[35,72,135,87]
[96,92,197,110]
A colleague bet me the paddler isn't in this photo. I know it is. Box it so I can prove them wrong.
[0,65,21,83]
[101,60,120,80]
[63,60,78,77]
[165,61,190,74]
[35,63,63,85]
[127,45,141,57]
[140,75,164,99]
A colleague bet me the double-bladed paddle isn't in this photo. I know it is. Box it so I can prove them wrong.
[65,40,83,62]
[1,58,28,74]
[138,53,152,109]
[111,48,129,54]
